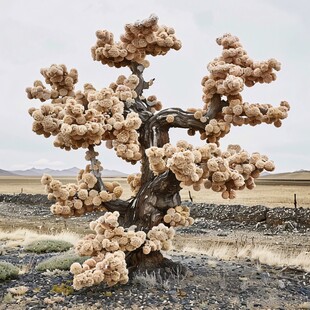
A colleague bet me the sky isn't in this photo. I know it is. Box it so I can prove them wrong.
[0,0,309,174]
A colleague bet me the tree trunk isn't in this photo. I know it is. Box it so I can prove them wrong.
[85,64,227,276]
[102,65,227,231]
[126,249,187,276]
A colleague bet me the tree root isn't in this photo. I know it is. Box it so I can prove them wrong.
[127,250,188,279]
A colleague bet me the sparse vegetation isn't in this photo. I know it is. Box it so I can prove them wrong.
[0,223,308,308]
[0,261,19,281]
[7,286,29,296]
[179,241,310,272]
[133,267,186,290]
[24,239,73,253]
[50,282,74,296]
[2,292,14,304]
[0,229,80,248]
[36,252,90,272]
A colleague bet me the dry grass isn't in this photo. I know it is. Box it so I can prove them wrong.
[180,243,310,272]
[180,184,310,208]
[0,176,309,208]
[0,176,132,199]
[0,228,81,248]
[0,176,71,195]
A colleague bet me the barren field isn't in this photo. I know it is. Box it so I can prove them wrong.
[0,176,309,208]
[0,175,309,308]
[0,176,133,200]
[0,195,309,309]
[180,183,310,208]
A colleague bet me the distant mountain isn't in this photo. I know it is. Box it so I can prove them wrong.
[11,167,79,177]
[0,169,18,176]
[260,171,271,177]
[12,168,56,176]
[3,167,310,179]
[102,170,128,178]
[9,167,128,177]
[259,170,310,179]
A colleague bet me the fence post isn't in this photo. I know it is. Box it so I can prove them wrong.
[188,191,193,202]
[294,193,298,228]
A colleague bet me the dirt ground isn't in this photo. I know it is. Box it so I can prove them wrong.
[0,176,309,208]
[0,195,309,309]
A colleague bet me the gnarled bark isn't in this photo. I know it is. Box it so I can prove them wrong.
[89,65,227,230]
[126,249,187,277]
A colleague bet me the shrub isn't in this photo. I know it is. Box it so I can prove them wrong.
[0,261,19,281]
[36,252,89,272]
[24,239,73,253]
[133,268,185,290]
[51,283,74,296]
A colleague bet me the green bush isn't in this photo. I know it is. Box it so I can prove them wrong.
[0,261,19,281]
[24,239,73,254]
[36,252,89,272]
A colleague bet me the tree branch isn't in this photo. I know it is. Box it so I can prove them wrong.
[88,145,105,192]
[104,199,131,216]
[124,62,154,116]
[87,145,131,216]
[140,94,227,149]
[130,96,227,228]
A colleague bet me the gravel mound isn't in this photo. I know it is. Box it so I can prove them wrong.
[0,194,51,206]
[186,202,310,228]
[1,194,310,230]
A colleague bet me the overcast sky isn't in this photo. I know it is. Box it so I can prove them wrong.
[0,0,309,173]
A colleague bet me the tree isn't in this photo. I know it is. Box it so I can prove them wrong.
[26,15,289,290]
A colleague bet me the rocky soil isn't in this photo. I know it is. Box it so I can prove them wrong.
[0,194,309,309]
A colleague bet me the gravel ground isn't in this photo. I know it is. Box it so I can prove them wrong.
[0,195,310,309]
[1,246,310,310]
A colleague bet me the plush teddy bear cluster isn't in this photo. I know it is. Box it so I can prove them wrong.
[70,250,128,289]
[107,74,139,105]
[91,14,182,68]
[146,140,275,199]
[27,67,143,162]
[26,64,78,101]
[163,205,194,227]
[87,74,142,163]
[221,97,290,129]
[70,211,144,289]
[111,112,142,163]
[202,33,281,106]
[70,212,180,289]
[75,212,146,256]
[127,173,142,196]
[145,147,167,175]
[198,33,290,143]
[142,223,175,255]
[204,118,231,143]
[41,164,123,217]
[146,95,163,113]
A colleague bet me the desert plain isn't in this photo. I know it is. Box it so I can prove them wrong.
[0,170,309,208]
[0,171,309,309]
